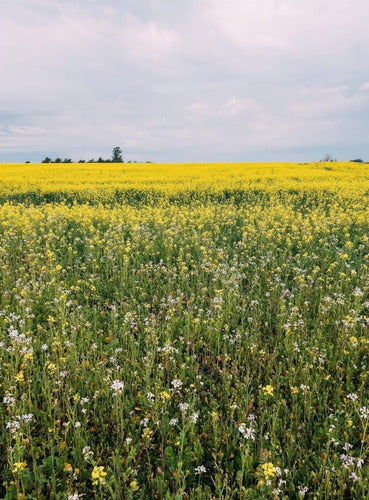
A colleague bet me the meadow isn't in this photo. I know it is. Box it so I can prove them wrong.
[0,161,369,499]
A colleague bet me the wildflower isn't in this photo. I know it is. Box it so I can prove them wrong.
[179,402,189,413]
[91,465,107,485]
[343,443,353,452]
[261,462,276,480]
[12,461,27,473]
[146,392,155,402]
[142,428,153,440]
[59,441,67,450]
[195,465,207,474]
[3,393,15,406]
[169,418,178,426]
[190,412,199,423]
[262,385,274,397]
[140,417,150,427]
[297,485,309,497]
[46,361,57,373]
[171,378,183,390]
[359,406,369,419]
[6,420,20,434]
[110,380,124,395]
[15,370,24,382]
[350,471,359,482]
[130,480,139,491]
[160,391,171,401]
[82,446,94,460]
[23,352,33,362]
[64,463,73,473]
[238,423,256,441]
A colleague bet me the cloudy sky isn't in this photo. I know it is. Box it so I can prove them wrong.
[1,0,369,163]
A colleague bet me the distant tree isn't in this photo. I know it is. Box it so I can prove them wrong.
[322,154,336,162]
[25,160,30,163]
[97,157,104,163]
[54,158,62,163]
[42,157,52,163]
[350,158,363,163]
[87,159,95,163]
[63,158,72,163]
[78,159,85,163]
[112,146,123,163]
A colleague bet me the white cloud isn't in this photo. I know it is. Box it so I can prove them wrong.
[1,0,369,162]
[221,97,257,117]
[188,102,207,113]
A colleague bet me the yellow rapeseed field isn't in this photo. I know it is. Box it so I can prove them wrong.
[0,161,368,196]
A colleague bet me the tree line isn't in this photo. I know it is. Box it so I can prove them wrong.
[41,147,130,164]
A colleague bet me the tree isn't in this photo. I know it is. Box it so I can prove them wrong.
[42,157,52,163]
[112,146,123,163]
[322,154,336,162]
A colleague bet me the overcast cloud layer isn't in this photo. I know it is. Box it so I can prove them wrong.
[1,0,369,162]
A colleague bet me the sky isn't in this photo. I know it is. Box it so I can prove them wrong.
[1,0,369,163]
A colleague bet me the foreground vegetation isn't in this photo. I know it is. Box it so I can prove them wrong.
[1,162,369,499]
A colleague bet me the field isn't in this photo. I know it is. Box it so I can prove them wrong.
[1,162,369,499]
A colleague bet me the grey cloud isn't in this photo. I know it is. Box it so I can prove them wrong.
[1,0,369,162]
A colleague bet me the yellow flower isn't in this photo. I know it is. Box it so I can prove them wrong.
[15,370,24,382]
[262,385,274,397]
[261,462,276,480]
[130,480,139,491]
[92,465,107,485]
[23,352,33,362]
[64,462,73,473]
[12,461,27,473]
[257,478,265,488]
[142,428,153,440]
[45,361,57,373]
[159,391,171,401]
[59,441,67,450]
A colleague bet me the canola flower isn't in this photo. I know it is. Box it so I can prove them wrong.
[12,461,27,474]
[0,162,369,498]
[91,466,107,485]
[262,384,274,397]
[262,462,277,480]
